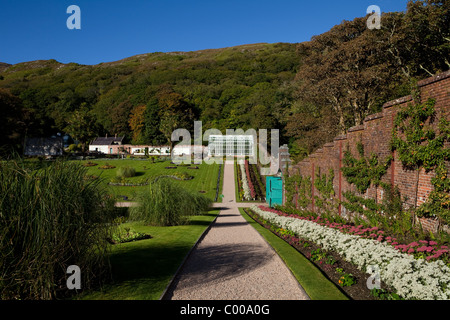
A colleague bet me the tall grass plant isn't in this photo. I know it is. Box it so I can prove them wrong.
[0,159,116,300]
[130,178,211,226]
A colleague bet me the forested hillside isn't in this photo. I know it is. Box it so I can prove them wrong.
[0,0,448,161]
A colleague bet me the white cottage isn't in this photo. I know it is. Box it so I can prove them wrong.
[88,136,125,154]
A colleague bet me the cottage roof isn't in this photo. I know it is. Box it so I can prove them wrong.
[90,136,124,146]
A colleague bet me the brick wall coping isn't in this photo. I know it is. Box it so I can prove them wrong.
[364,112,384,122]
[334,134,347,141]
[348,124,365,132]
[383,95,413,109]
[417,69,450,87]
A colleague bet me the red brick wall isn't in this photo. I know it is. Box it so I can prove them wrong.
[288,70,450,232]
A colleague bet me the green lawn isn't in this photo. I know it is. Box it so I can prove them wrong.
[77,210,219,300]
[76,159,223,202]
[239,208,348,300]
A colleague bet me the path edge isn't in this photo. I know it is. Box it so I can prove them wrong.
[159,212,219,300]
[238,207,311,300]
[239,207,349,300]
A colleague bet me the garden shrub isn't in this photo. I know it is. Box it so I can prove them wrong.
[0,159,117,300]
[116,166,136,178]
[130,178,211,226]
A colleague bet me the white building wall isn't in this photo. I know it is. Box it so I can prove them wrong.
[89,145,109,154]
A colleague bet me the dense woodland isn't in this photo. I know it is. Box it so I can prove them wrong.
[0,0,448,161]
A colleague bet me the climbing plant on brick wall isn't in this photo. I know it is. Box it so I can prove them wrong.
[298,175,312,209]
[284,173,312,209]
[314,168,336,214]
[284,174,297,207]
[391,98,450,226]
[341,142,392,194]
[341,141,394,218]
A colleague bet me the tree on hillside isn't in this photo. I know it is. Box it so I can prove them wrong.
[111,99,133,138]
[157,85,194,156]
[143,97,166,146]
[64,105,99,153]
[284,102,338,161]
[0,89,28,154]
[128,105,146,144]
[295,16,398,134]
[249,104,276,130]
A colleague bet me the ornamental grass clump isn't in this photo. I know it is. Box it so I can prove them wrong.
[130,178,211,226]
[0,159,117,300]
[116,166,136,178]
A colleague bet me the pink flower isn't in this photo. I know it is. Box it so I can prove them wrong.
[429,241,438,246]
[430,252,443,259]
[395,244,406,251]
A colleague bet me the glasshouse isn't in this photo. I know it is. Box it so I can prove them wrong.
[207,135,255,157]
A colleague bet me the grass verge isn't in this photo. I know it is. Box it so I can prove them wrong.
[239,208,348,300]
[77,210,219,300]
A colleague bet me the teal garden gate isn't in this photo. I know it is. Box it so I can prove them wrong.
[266,176,283,208]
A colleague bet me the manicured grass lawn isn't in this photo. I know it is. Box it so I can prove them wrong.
[75,159,223,202]
[239,208,348,300]
[78,210,219,300]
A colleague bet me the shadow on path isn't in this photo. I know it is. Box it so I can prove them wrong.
[162,243,271,299]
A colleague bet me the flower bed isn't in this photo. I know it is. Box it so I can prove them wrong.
[248,162,266,200]
[98,163,116,169]
[108,179,149,186]
[244,160,256,199]
[249,205,450,300]
[243,207,378,299]
[83,161,98,167]
[238,160,251,201]
[107,227,152,244]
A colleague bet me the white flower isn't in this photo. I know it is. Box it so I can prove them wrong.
[239,161,251,200]
[249,205,450,300]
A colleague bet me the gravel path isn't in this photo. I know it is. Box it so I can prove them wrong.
[162,160,309,300]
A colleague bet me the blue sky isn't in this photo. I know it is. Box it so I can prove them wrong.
[0,0,408,65]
